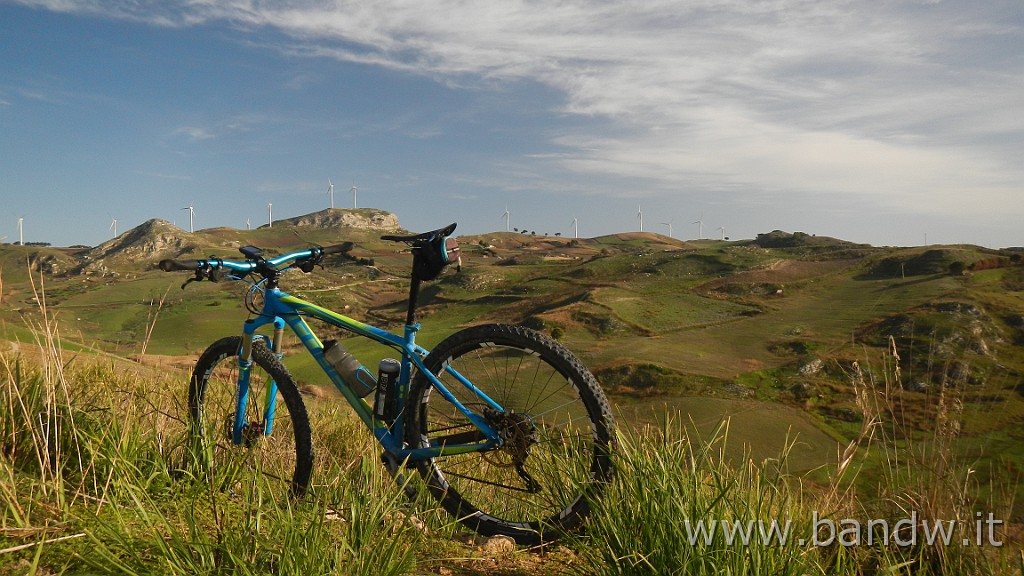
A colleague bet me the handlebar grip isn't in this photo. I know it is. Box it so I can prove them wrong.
[159,259,203,271]
[321,242,354,255]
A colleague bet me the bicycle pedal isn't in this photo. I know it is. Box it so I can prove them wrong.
[381,452,420,500]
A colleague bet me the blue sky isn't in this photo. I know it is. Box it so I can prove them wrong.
[1,1,1021,249]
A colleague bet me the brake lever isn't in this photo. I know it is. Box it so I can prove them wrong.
[180,265,224,289]
[301,249,358,273]
[181,269,204,290]
[297,259,318,273]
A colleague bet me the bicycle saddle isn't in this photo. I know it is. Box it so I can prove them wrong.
[381,222,457,244]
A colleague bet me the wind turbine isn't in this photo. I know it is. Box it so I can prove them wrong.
[717,226,726,240]
[693,214,704,239]
[572,216,578,239]
[637,205,643,232]
[267,203,273,228]
[350,183,358,209]
[327,179,335,209]
[661,221,673,239]
[246,218,251,231]
[501,206,511,232]
[181,206,195,233]
[17,217,24,245]
[109,217,118,238]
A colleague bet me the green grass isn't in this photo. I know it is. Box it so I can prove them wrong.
[613,396,838,473]
[574,405,1018,576]
[1,342,423,575]
[594,287,756,332]
[594,271,965,380]
[572,421,824,575]
[2,337,1020,575]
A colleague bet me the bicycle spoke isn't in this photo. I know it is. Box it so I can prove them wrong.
[410,325,614,543]
[189,337,310,496]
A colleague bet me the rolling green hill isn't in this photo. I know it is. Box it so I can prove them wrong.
[3,212,1024,511]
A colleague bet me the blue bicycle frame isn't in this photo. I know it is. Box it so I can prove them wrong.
[217,248,505,461]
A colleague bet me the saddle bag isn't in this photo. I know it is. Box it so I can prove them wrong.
[413,235,461,281]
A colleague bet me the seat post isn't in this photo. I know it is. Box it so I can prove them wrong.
[405,276,422,326]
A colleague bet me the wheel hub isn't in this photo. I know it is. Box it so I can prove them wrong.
[223,417,265,446]
[484,409,541,493]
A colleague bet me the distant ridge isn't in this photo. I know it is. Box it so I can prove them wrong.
[266,208,400,232]
[752,230,867,249]
[69,210,402,276]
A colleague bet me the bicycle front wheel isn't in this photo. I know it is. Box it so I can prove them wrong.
[189,336,313,496]
[406,324,615,545]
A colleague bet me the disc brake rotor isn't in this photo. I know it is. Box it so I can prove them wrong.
[483,409,541,493]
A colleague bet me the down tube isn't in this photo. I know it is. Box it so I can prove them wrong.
[278,312,380,430]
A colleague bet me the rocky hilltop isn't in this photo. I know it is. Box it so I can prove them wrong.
[77,219,198,276]
[83,219,193,261]
[268,208,400,231]
[68,209,401,277]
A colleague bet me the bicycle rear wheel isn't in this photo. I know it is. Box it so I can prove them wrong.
[189,336,313,496]
[406,324,615,545]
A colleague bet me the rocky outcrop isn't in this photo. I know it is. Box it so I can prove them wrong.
[269,209,400,232]
[76,219,196,275]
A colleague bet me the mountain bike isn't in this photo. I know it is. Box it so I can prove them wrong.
[158,223,615,544]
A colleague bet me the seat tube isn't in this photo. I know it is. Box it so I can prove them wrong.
[389,322,421,441]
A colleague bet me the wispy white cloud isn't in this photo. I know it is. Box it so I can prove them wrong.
[170,113,267,142]
[134,170,192,181]
[174,126,215,141]
[20,0,1024,221]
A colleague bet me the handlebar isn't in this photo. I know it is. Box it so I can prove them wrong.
[158,259,204,271]
[158,242,354,277]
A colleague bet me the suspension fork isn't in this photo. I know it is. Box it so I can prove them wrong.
[233,317,286,444]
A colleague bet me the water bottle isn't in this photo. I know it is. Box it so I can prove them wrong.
[374,358,402,422]
[323,339,376,397]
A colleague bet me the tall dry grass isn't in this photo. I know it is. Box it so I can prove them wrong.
[573,337,1019,575]
[1,269,424,574]
[817,337,1017,574]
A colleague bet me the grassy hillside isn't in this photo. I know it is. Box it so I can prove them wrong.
[3,216,1024,524]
